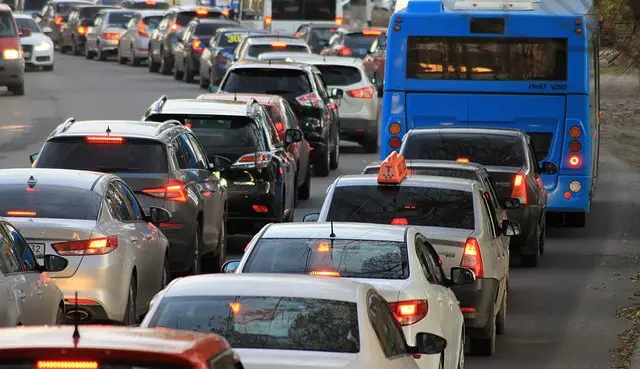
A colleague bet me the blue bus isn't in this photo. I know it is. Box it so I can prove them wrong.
[380,0,601,225]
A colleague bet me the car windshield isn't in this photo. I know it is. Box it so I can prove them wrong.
[402,133,526,167]
[195,22,235,36]
[222,68,312,102]
[0,185,102,220]
[35,137,168,173]
[14,18,40,33]
[0,12,17,37]
[147,295,360,353]
[244,238,409,279]
[248,44,309,58]
[314,65,361,86]
[108,12,135,26]
[326,185,476,230]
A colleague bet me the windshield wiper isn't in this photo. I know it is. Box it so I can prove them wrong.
[93,166,143,172]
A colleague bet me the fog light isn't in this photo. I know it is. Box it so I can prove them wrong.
[569,181,582,193]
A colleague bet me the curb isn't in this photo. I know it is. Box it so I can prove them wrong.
[632,340,640,369]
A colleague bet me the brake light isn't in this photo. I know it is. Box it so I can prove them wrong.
[295,31,301,37]
[338,46,351,56]
[6,210,36,217]
[511,173,528,205]
[346,86,374,99]
[335,17,343,25]
[145,0,156,4]
[310,270,340,277]
[221,9,229,16]
[77,25,86,35]
[316,242,330,252]
[51,236,118,256]
[391,217,408,225]
[460,238,483,278]
[274,121,284,132]
[185,122,192,129]
[192,39,203,52]
[103,32,119,40]
[456,157,469,163]
[37,361,98,369]
[568,154,582,167]
[233,153,270,169]
[86,136,124,144]
[137,21,148,37]
[295,92,321,107]
[389,300,428,325]
[54,16,63,25]
[141,183,188,202]
[252,205,269,213]
[169,22,178,32]
[362,29,382,36]
[264,16,272,25]
[195,8,208,15]
[271,41,287,48]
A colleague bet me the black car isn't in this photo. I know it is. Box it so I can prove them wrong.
[399,127,557,267]
[147,6,226,75]
[59,4,112,54]
[172,18,240,83]
[320,27,387,58]
[295,23,337,53]
[143,97,302,235]
[35,0,93,47]
[216,61,342,176]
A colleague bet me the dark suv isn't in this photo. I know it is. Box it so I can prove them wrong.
[215,61,342,176]
[59,4,113,54]
[147,6,226,75]
[143,97,302,235]
[29,118,229,275]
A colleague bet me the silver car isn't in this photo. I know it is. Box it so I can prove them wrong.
[85,9,136,60]
[0,217,66,326]
[117,10,165,66]
[0,168,171,325]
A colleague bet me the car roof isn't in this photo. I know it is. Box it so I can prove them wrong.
[0,168,107,190]
[173,5,223,12]
[365,159,485,171]
[242,34,298,41]
[0,326,229,359]
[229,60,315,71]
[192,18,238,25]
[137,10,167,16]
[52,0,93,4]
[248,37,308,46]
[158,99,251,116]
[334,174,478,192]
[164,273,369,303]
[276,54,363,66]
[260,222,408,242]
[51,120,178,140]
[101,8,136,13]
[408,127,526,137]
[0,4,11,11]
[216,27,255,33]
[202,92,283,105]
[13,13,37,18]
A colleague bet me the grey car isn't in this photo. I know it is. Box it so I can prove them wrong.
[85,8,135,60]
[30,118,228,276]
[117,10,165,66]
[0,168,170,325]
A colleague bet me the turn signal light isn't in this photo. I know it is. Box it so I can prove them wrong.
[52,236,118,256]
[264,16,272,25]
[77,25,86,35]
[388,122,401,135]
[142,183,187,202]
[389,300,428,325]
[460,238,483,277]
[569,126,582,138]
[335,17,343,25]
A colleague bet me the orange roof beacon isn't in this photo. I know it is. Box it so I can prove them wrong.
[0,326,242,369]
[377,151,409,184]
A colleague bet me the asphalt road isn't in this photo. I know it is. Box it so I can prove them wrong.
[1,53,639,369]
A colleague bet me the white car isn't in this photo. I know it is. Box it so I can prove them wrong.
[141,273,446,369]
[14,13,54,70]
[236,36,310,61]
[258,54,379,153]
[225,222,473,369]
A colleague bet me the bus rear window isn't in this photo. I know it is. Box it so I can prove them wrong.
[406,36,568,81]
[271,0,335,21]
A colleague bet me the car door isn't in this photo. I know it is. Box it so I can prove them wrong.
[0,268,19,326]
[414,235,450,335]
[261,108,296,212]
[480,192,508,300]
[0,226,37,325]
[368,293,415,369]
[121,16,138,56]
[87,14,102,50]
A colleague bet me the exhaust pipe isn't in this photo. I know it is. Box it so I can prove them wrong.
[66,309,89,321]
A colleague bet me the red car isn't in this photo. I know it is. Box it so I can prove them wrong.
[0,4,26,95]
[361,31,386,95]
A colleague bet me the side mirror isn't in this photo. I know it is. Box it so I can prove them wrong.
[540,161,558,175]
[209,85,219,93]
[330,88,344,99]
[42,254,68,272]
[502,197,521,209]
[41,26,52,34]
[29,152,39,164]
[450,267,476,285]
[146,207,171,223]
[285,128,303,145]
[302,213,319,222]
[20,28,32,37]
[409,333,447,355]
[501,219,521,236]
[222,260,240,273]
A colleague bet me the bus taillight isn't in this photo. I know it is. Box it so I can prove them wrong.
[568,154,582,168]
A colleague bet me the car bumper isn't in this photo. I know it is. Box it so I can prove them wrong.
[506,205,542,254]
[25,47,54,67]
[133,37,150,57]
[0,59,24,86]
[452,277,499,337]
[98,39,119,52]
[339,117,377,140]
[226,187,279,234]
[546,174,590,212]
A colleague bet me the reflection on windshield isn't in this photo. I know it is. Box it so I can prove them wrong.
[15,18,40,33]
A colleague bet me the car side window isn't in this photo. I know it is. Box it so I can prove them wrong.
[261,110,282,148]
[480,193,500,238]
[158,17,168,30]
[186,133,209,169]
[126,17,137,29]
[422,240,447,284]
[313,73,329,100]
[414,236,435,283]
[282,102,300,129]
[4,223,38,272]
[527,139,541,173]
[117,182,144,221]
[481,182,503,231]
[172,137,190,169]
[0,227,22,275]
[368,293,408,358]
[174,134,200,169]
[104,184,133,222]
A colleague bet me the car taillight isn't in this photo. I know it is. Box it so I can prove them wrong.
[460,238,483,278]
[137,21,148,37]
[169,22,178,32]
[52,236,118,256]
[346,86,375,99]
[296,92,321,107]
[335,17,343,25]
[264,16,272,25]
[86,136,124,144]
[54,16,63,25]
[389,300,428,325]
[252,205,269,213]
[232,153,270,169]
[37,361,98,369]
[511,173,528,205]
[103,32,119,40]
[391,217,408,225]
[536,177,543,188]
[310,270,340,277]
[192,39,203,52]
[338,46,351,56]
[77,25,86,35]
[142,183,188,202]
[6,210,36,217]
[274,121,284,132]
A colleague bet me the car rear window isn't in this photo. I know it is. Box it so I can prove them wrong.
[222,68,312,102]
[0,12,17,37]
[363,166,478,180]
[108,12,135,26]
[244,238,409,279]
[99,0,119,5]
[326,185,475,230]
[23,0,47,11]
[247,44,309,58]
[143,15,162,29]
[0,185,102,220]
[35,137,168,173]
[314,65,361,86]
[271,0,335,20]
[55,2,88,15]
[147,295,360,353]
[217,30,250,47]
[195,22,234,36]
[79,7,105,19]
[344,33,378,50]
[402,133,525,167]
[311,27,336,41]
[176,10,224,26]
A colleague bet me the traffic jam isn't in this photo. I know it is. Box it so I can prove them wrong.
[0,0,596,368]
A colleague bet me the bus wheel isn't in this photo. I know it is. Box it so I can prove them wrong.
[565,212,586,227]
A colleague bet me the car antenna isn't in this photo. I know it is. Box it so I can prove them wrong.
[329,220,335,238]
[105,126,111,136]
[233,91,237,101]
[72,291,81,348]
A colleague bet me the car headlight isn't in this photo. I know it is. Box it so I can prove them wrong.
[34,42,51,51]
[2,49,20,60]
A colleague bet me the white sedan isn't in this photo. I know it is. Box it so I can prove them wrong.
[225,222,473,369]
[14,14,54,71]
[141,273,446,369]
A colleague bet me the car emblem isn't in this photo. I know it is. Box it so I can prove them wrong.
[27,175,37,188]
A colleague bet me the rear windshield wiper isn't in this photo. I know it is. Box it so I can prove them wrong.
[93,167,143,172]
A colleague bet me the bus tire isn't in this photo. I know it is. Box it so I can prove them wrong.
[565,212,586,227]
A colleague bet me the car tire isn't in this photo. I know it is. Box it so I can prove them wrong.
[330,130,339,170]
[8,83,24,96]
[298,167,311,200]
[362,135,378,153]
[521,223,540,267]
[98,46,107,61]
[148,50,159,72]
[131,47,141,66]
[184,59,194,83]
[173,61,184,80]
[159,49,172,75]
[566,212,586,227]
[496,288,507,335]
[314,146,330,177]
[85,44,94,59]
[117,47,128,64]
[122,276,137,325]
[189,223,202,275]
[43,64,54,71]
[55,306,65,325]
[469,312,496,356]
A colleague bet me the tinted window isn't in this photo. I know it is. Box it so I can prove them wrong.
[244,238,409,279]
[177,10,224,26]
[79,7,104,19]
[36,137,168,173]
[15,18,40,33]
[272,0,335,20]
[148,296,359,352]
[143,15,162,29]
[406,36,568,81]
[4,223,37,272]
[402,133,525,167]
[311,27,336,41]
[99,0,119,5]
[55,2,87,15]
[0,229,20,275]
[194,22,229,36]
[314,65,361,86]
[222,69,312,102]
[327,186,475,230]
[247,44,308,57]
[0,185,102,220]
[218,30,250,47]
[0,12,17,37]
[23,0,48,11]
[343,34,378,49]
[108,12,135,26]
[363,166,477,180]
[368,294,408,358]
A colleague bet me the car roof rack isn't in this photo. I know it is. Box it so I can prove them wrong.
[58,117,76,134]
[156,120,182,134]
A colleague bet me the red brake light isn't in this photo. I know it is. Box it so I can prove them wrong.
[169,22,178,32]
[264,16,272,25]
[511,173,528,205]
[185,122,192,129]
[251,205,269,213]
[103,32,119,40]
[6,210,36,217]
[391,217,408,225]
[145,0,156,4]
[192,39,203,52]
[568,154,582,167]
[51,236,118,256]
[338,46,351,56]
[389,300,428,325]
[362,29,382,36]
[460,238,483,278]
[37,361,98,369]
[569,140,581,152]
[309,270,340,277]
[271,41,287,48]
[195,8,208,15]
[86,136,124,144]
[142,183,187,202]
[54,16,63,25]
[77,25,86,35]
[295,92,321,107]
[346,86,374,99]
[274,121,284,132]
[316,242,330,252]
[137,21,148,37]
[234,153,270,168]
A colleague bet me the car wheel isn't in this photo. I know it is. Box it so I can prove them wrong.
[97,45,107,61]
[314,145,330,177]
[189,223,202,275]
[496,288,507,335]
[8,83,24,96]
[122,276,137,325]
[469,312,496,356]
[184,59,194,83]
[160,49,172,75]
[173,60,184,80]
[521,223,540,267]
[362,134,378,154]
[148,50,159,72]
[55,306,65,325]
[298,166,311,200]
[43,64,54,71]
[84,43,94,59]
[330,130,339,170]
[117,46,128,64]
[131,46,141,66]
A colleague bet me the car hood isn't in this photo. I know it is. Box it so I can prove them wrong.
[20,33,52,46]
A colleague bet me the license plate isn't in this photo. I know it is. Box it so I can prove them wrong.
[29,243,44,258]
[23,52,30,58]
[358,49,367,54]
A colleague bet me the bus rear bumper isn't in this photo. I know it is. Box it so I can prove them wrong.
[546,175,591,212]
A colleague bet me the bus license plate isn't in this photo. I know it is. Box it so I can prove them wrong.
[29,243,44,258]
